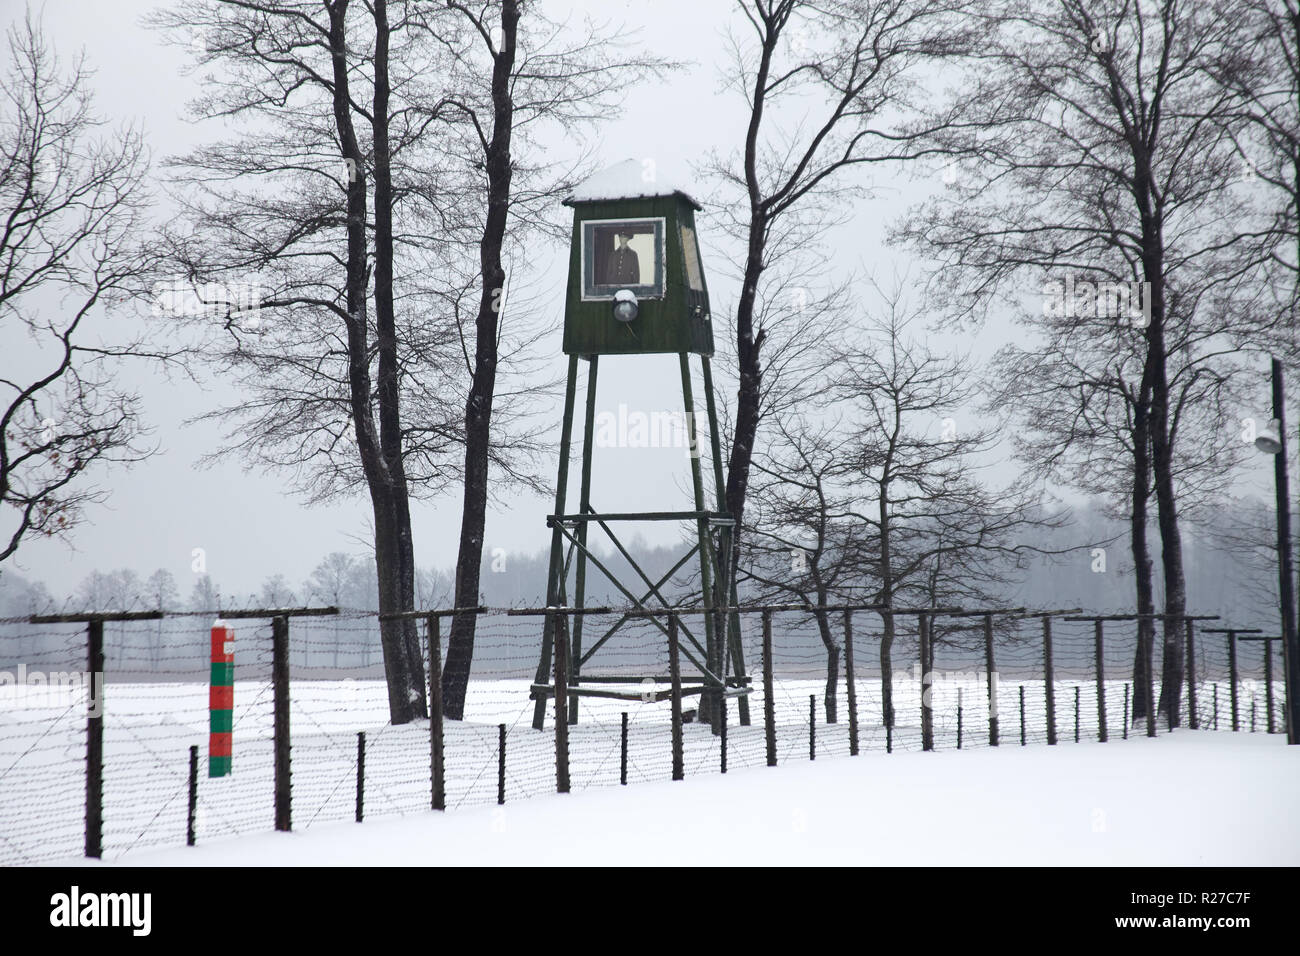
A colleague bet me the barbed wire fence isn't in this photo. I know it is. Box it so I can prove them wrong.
[0,603,1282,865]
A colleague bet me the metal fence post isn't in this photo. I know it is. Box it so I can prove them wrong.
[1123,683,1130,740]
[273,614,291,833]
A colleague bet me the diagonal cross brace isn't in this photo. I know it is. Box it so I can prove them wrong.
[551,521,722,685]
[579,541,701,666]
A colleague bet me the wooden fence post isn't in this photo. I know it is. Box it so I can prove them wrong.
[984,613,999,746]
[553,609,571,793]
[85,619,104,859]
[272,614,291,833]
[1074,686,1080,743]
[762,609,777,767]
[844,610,859,757]
[668,613,684,781]
[1123,683,1130,740]
[1265,639,1276,734]
[1094,619,1108,743]
[1019,685,1026,746]
[1185,619,1199,730]
[1144,620,1157,740]
[187,744,198,847]
[957,686,963,750]
[427,615,446,811]
[620,712,628,785]
[1043,616,1057,745]
[920,613,934,752]
[1229,632,1239,732]
[356,731,365,823]
[809,694,816,760]
[498,723,507,804]
[720,705,728,774]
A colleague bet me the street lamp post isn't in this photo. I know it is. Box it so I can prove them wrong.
[1255,357,1300,744]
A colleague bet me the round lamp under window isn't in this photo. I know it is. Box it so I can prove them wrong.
[1257,418,1284,455]
[613,288,638,323]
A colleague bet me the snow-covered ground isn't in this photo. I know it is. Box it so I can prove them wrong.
[69,730,1299,866]
[4,673,1292,866]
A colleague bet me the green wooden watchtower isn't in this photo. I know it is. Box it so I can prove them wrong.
[531,160,749,732]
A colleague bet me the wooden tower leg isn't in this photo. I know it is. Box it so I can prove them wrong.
[681,353,722,735]
[533,354,580,730]
[702,355,748,725]
[569,357,599,724]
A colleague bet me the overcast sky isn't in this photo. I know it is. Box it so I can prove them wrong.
[2,0,1276,602]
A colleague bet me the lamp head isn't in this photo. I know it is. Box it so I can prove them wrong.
[1257,418,1284,455]
[613,288,638,323]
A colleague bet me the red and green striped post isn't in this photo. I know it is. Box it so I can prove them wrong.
[209,620,234,777]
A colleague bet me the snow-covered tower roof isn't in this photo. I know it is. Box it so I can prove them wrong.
[563,158,702,211]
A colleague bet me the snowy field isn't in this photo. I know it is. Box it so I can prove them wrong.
[0,674,1288,866]
[66,731,1300,867]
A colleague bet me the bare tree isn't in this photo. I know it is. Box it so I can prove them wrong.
[897,0,1252,726]
[435,2,668,719]
[1,12,163,563]
[742,413,863,722]
[258,573,297,609]
[1206,0,1300,326]
[188,573,220,612]
[830,295,1066,727]
[148,0,472,722]
[702,1,979,711]
[985,291,1243,722]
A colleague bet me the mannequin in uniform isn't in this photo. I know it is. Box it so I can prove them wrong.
[604,231,641,285]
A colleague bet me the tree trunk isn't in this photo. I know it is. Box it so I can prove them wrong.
[1150,384,1187,727]
[721,18,779,650]
[329,0,425,724]
[880,609,896,730]
[1135,163,1186,727]
[877,466,897,728]
[814,607,838,723]
[443,0,518,720]
[1129,380,1156,725]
